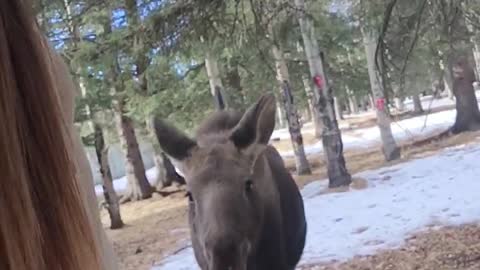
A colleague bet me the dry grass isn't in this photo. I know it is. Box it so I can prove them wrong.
[101,128,480,270]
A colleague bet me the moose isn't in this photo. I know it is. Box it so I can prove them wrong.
[152,94,307,270]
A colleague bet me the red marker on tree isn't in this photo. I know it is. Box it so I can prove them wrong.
[376,98,385,111]
[313,75,323,92]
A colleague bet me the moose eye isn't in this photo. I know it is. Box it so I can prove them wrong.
[245,179,254,192]
[185,191,194,203]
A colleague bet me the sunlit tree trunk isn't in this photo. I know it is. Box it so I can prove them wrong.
[362,28,400,161]
[346,87,359,114]
[153,150,185,190]
[298,42,323,137]
[205,50,229,110]
[94,124,123,229]
[102,17,152,202]
[271,44,311,175]
[275,96,286,128]
[412,94,424,114]
[295,0,351,187]
[450,57,480,133]
[334,97,344,120]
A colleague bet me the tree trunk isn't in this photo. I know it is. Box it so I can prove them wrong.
[346,87,359,114]
[430,65,445,99]
[153,150,185,190]
[450,57,480,133]
[295,0,351,187]
[464,13,480,80]
[298,42,323,137]
[271,45,311,175]
[205,50,229,110]
[362,29,400,161]
[392,83,405,111]
[275,97,286,128]
[94,124,123,229]
[412,94,424,114]
[302,73,323,137]
[101,14,152,202]
[115,107,153,202]
[334,96,344,120]
[225,61,246,109]
[472,45,480,80]
[444,71,455,99]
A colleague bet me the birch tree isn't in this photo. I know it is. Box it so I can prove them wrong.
[271,43,311,175]
[362,28,401,161]
[294,0,351,187]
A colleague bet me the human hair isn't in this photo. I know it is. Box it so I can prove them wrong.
[0,1,101,269]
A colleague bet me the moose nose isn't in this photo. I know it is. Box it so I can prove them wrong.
[205,237,242,270]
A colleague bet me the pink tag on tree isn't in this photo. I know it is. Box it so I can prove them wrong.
[376,98,385,111]
[313,75,323,91]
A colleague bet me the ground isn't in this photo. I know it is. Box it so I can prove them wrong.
[99,95,480,270]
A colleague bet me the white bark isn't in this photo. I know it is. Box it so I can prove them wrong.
[271,44,311,175]
[275,97,286,128]
[473,45,480,80]
[205,50,228,109]
[295,0,351,187]
[412,94,424,114]
[362,29,400,161]
[334,96,343,120]
[297,42,323,137]
[444,73,454,99]
[346,86,359,114]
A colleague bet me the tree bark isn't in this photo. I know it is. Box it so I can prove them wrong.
[450,57,480,133]
[298,42,323,137]
[346,87,359,114]
[472,45,480,80]
[392,83,405,111]
[205,50,229,110]
[225,60,246,109]
[115,109,153,202]
[295,0,351,187]
[275,96,286,128]
[412,94,424,114]
[153,150,185,190]
[430,65,445,99]
[362,29,400,161]
[94,124,123,229]
[101,12,152,202]
[334,96,344,120]
[271,45,311,175]
[302,73,323,137]
[444,71,455,99]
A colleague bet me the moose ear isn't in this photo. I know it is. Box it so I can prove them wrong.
[230,94,276,149]
[150,116,197,161]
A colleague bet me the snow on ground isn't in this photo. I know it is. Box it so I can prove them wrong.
[152,141,480,269]
[279,108,456,158]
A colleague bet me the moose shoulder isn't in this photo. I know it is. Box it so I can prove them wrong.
[152,94,307,270]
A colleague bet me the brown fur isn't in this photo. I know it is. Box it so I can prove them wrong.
[153,95,307,270]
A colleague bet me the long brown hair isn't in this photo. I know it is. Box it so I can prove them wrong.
[0,1,101,269]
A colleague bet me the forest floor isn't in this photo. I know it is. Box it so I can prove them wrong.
[99,95,480,270]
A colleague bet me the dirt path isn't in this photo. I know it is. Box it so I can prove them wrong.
[101,131,480,270]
